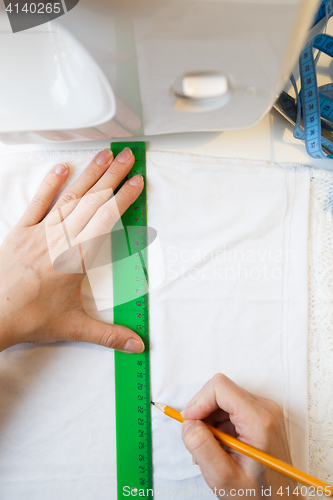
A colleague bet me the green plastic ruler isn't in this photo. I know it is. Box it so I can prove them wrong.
[111,142,153,499]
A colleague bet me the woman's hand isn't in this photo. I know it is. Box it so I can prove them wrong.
[181,374,298,499]
[0,147,145,354]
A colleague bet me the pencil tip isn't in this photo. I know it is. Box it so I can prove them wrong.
[151,402,166,413]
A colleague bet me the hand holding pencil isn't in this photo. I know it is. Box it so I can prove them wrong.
[154,374,332,500]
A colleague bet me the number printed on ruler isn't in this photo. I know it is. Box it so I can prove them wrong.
[111,142,153,499]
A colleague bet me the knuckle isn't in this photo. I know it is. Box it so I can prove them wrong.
[30,196,47,209]
[97,205,113,222]
[85,164,102,179]
[44,177,59,190]
[267,399,284,419]
[82,191,104,207]
[97,203,118,223]
[46,231,67,250]
[120,182,135,197]
[107,160,123,177]
[212,373,227,386]
[99,328,122,349]
[259,408,278,435]
[61,191,78,205]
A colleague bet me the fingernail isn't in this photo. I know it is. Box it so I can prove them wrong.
[181,420,196,440]
[123,338,145,354]
[128,175,143,186]
[54,163,68,175]
[192,456,198,466]
[96,149,112,165]
[117,147,133,162]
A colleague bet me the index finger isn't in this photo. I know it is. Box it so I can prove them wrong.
[52,149,115,214]
[17,163,69,227]
[181,373,256,421]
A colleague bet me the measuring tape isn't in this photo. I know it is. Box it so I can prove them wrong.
[111,142,153,499]
[280,0,333,158]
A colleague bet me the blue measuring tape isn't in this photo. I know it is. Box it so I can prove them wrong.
[312,0,328,27]
[289,0,333,158]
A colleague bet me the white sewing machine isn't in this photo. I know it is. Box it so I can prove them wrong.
[0,0,320,144]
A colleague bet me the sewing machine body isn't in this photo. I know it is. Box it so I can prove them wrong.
[0,0,319,143]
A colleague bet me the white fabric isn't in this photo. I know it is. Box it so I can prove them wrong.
[0,150,310,499]
[308,167,333,489]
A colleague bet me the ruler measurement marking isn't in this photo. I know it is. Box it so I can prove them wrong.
[111,142,153,498]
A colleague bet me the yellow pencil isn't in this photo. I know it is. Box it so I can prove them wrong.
[152,402,333,496]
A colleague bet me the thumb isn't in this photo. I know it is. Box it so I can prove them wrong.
[181,420,239,490]
[63,311,145,353]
